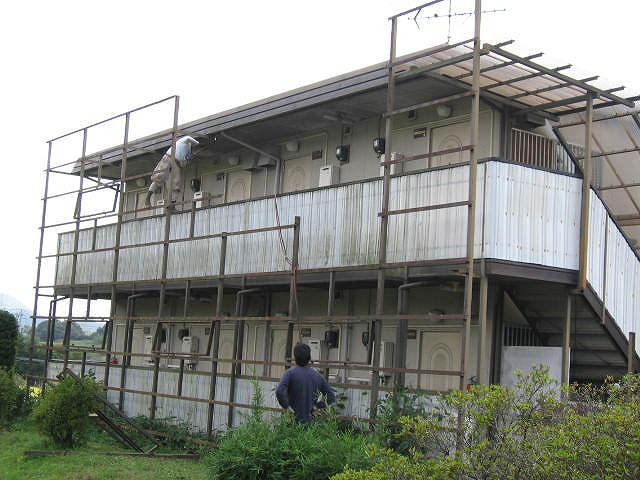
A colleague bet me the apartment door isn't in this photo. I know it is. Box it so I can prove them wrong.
[430,121,470,167]
[419,329,462,391]
[226,170,252,202]
[269,329,289,378]
[216,329,235,375]
[282,155,312,193]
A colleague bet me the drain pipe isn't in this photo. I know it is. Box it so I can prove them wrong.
[395,281,433,388]
[227,287,267,428]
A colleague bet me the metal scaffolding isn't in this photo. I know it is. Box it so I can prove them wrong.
[31,0,640,435]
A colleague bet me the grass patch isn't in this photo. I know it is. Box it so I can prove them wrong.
[0,419,211,480]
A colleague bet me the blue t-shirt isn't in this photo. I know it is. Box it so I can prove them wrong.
[275,366,335,423]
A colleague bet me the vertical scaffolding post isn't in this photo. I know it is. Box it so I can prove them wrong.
[284,216,301,367]
[578,93,594,290]
[64,128,88,370]
[478,270,489,385]
[105,111,131,396]
[369,12,398,420]
[207,233,227,438]
[32,141,53,384]
[150,98,180,420]
[460,0,482,390]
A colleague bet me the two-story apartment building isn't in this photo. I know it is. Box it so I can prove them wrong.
[34,6,640,434]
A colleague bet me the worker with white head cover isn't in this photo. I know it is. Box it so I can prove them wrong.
[145,136,200,208]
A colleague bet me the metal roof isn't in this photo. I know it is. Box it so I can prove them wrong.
[72,41,640,247]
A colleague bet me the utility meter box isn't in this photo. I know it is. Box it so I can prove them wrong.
[307,338,328,363]
[154,199,165,216]
[144,334,154,363]
[193,191,210,209]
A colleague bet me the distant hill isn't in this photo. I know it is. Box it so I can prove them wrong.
[0,293,31,327]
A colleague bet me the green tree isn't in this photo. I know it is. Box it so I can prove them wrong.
[35,320,87,342]
[0,310,18,371]
[32,373,100,448]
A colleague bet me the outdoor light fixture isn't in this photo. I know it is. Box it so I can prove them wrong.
[372,137,385,155]
[436,104,453,118]
[190,178,201,192]
[335,144,350,162]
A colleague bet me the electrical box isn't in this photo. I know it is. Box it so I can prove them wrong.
[307,338,328,363]
[182,336,199,365]
[154,199,165,216]
[144,334,154,363]
[379,152,403,177]
[193,191,210,209]
[181,336,199,354]
[319,165,339,187]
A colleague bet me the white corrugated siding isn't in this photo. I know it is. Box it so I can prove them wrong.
[604,221,640,338]
[482,162,581,269]
[586,191,607,299]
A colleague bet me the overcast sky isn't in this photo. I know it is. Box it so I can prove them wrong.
[1,0,638,310]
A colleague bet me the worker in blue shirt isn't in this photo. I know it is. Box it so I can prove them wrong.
[276,342,335,422]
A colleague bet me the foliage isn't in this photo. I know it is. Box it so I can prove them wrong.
[0,369,35,426]
[0,368,20,425]
[208,412,371,480]
[373,386,430,454]
[34,319,88,342]
[332,447,439,480]
[32,373,100,448]
[533,374,640,480]
[134,416,212,452]
[0,309,18,370]
[337,367,640,480]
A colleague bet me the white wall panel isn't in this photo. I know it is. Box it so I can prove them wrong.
[482,162,581,269]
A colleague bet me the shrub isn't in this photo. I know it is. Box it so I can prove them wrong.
[32,373,100,448]
[209,413,371,480]
[373,386,430,454]
[332,447,439,480]
[0,310,18,371]
[0,368,19,425]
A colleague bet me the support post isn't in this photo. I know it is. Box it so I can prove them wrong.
[562,292,572,387]
[628,332,636,374]
[478,272,489,385]
[461,0,482,391]
[578,93,594,290]
[207,233,226,437]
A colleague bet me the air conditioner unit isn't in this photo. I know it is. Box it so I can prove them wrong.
[193,191,210,209]
[319,165,339,186]
[380,153,403,176]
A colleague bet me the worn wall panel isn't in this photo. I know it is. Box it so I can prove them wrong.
[482,162,581,269]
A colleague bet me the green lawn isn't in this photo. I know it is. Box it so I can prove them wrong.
[0,420,211,480]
